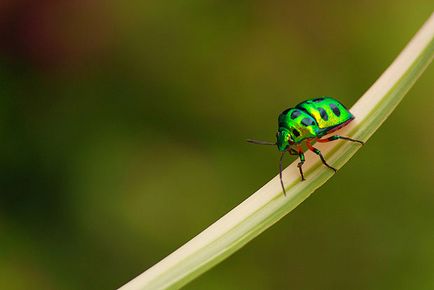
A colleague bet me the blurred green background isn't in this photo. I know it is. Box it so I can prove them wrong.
[1,1,433,289]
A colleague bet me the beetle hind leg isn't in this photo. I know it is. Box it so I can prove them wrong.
[317,135,364,145]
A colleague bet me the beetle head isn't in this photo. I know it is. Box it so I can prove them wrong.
[276,128,294,152]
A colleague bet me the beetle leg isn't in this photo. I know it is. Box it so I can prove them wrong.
[296,145,305,181]
[317,135,364,145]
[288,147,298,155]
[306,141,337,173]
[279,151,287,195]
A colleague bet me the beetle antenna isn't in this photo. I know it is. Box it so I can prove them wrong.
[279,151,286,196]
[247,139,276,145]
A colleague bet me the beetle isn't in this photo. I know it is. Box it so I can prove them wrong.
[248,97,364,195]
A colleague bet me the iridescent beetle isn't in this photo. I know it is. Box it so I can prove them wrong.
[248,97,363,195]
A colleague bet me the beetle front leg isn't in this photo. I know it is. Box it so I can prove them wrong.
[296,145,305,181]
[288,147,298,155]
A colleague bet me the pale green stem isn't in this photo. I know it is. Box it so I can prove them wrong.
[120,13,434,290]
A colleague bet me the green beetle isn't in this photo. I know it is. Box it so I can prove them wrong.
[248,97,363,195]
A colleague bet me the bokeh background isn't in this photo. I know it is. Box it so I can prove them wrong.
[1,1,433,289]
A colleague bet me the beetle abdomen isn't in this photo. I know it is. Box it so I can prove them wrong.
[296,97,354,136]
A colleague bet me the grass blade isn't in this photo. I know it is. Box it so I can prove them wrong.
[119,13,434,290]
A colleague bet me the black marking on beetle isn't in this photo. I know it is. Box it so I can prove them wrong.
[312,97,324,103]
[318,107,328,121]
[329,103,341,116]
[292,129,300,137]
[301,117,315,126]
[278,123,290,130]
[290,110,301,119]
